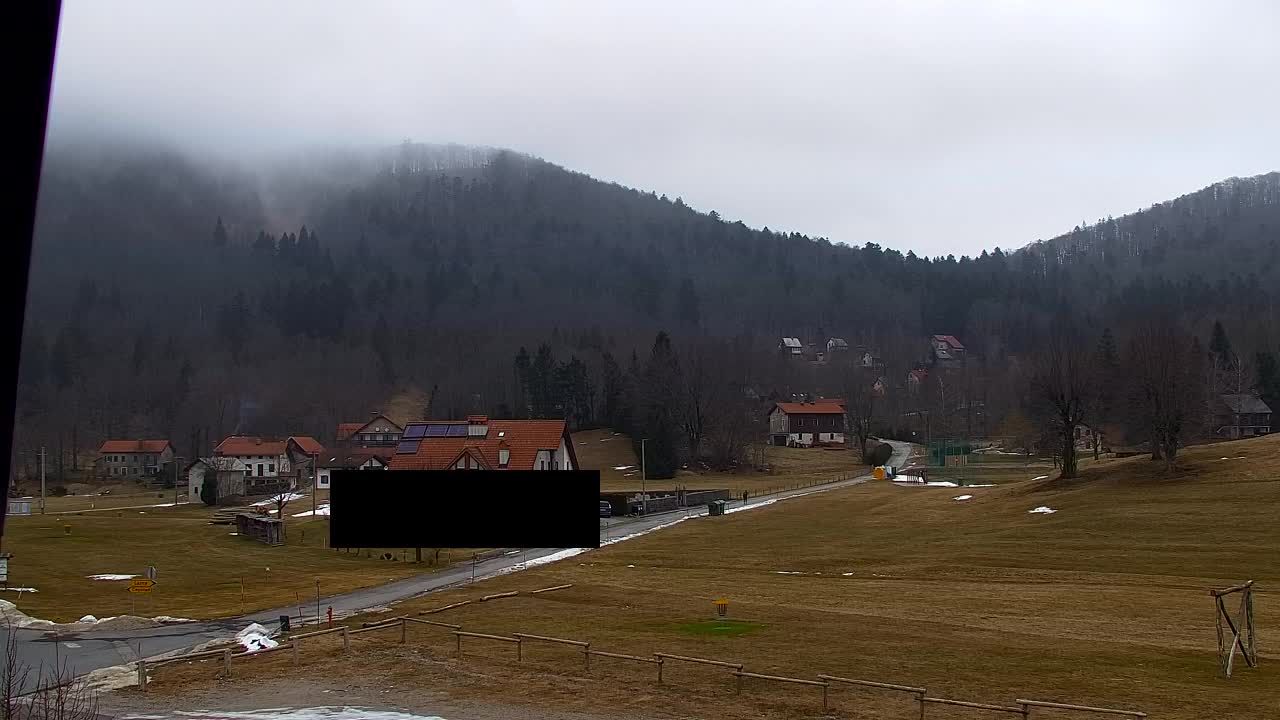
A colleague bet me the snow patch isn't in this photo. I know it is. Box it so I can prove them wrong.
[252,493,305,507]
[79,615,98,623]
[725,498,777,514]
[841,572,854,576]
[775,571,804,575]
[87,574,137,581]
[601,515,691,546]
[613,465,635,471]
[1031,475,1049,481]
[0,588,38,593]
[153,615,197,623]
[292,504,331,517]
[626,564,636,568]
[953,495,973,501]
[236,623,279,652]
[496,548,590,575]
[1028,506,1057,514]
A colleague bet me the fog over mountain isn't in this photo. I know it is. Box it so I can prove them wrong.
[46,0,1280,255]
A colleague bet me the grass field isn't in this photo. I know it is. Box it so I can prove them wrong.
[2,494,483,623]
[144,434,1280,719]
[575,428,867,495]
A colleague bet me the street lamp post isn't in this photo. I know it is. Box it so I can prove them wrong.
[640,438,647,516]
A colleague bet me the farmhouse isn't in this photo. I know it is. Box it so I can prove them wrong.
[335,413,403,447]
[1215,394,1273,439]
[388,415,578,470]
[768,400,846,447]
[316,451,387,489]
[779,337,803,357]
[930,334,966,368]
[214,436,290,479]
[826,337,850,354]
[187,456,249,504]
[96,440,174,479]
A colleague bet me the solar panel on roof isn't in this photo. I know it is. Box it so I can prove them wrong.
[446,425,468,437]
[402,425,427,439]
[424,425,448,437]
[397,440,421,454]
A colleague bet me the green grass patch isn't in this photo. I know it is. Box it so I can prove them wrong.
[673,619,765,637]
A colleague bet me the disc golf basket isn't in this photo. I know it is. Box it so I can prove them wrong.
[1211,580,1257,677]
[714,599,729,618]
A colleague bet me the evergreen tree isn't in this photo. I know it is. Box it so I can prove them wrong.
[601,352,625,430]
[1256,351,1280,411]
[212,216,228,247]
[1209,320,1234,369]
[637,331,682,478]
[200,473,218,506]
[514,347,532,418]
[372,314,394,384]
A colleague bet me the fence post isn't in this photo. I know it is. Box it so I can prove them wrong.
[456,632,462,656]
[292,640,300,665]
[137,660,147,692]
[342,627,350,652]
[401,618,407,644]
[822,683,828,711]
[735,672,742,694]
[223,649,232,678]
[917,690,926,720]
[517,637,523,661]
[656,657,664,683]
[584,643,591,670]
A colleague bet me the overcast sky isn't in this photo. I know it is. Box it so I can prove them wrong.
[47,0,1280,256]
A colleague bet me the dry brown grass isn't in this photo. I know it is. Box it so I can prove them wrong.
[2,497,480,622]
[144,434,1280,719]
[576,428,866,495]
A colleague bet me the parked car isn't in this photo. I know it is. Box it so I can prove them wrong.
[599,501,612,518]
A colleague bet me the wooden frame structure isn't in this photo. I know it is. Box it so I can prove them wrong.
[1211,580,1258,677]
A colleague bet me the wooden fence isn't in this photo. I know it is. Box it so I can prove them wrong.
[138,615,1147,717]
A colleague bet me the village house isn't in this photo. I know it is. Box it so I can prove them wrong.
[767,400,847,447]
[1214,394,1273,439]
[187,456,250,504]
[335,413,404,447]
[827,337,850,354]
[96,440,175,479]
[779,337,804,357]
[930,334,966,368]
[907,367,928,394]
[1073,423,1105,450]
[388,415,578,470]
[316,451,388,489]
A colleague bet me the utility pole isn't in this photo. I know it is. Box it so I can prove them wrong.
[640,439,647,516]
[39,446,45,514]
[174,458,179,506]
[311,452,317,518]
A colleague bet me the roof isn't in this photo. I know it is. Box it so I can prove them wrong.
[98,440,172,454]
[828,338,849,347]
[781,337,802,348]
[909,368,928,381]
[288,436,325,454]
[388,419,574,471]
[214,436,287,457]
[335,423,364,441]
[773,401,846,415]
[932,334,965,350]
[318,451,388,469]
[1220,394,1272,414]
[190,456,247,472]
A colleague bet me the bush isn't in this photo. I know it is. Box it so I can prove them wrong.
[865,442,893,466]
[200,480,217,506]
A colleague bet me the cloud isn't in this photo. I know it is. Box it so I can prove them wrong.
[46,0,1280,254]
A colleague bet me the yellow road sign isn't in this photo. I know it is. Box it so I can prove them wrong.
[129,579,155,593]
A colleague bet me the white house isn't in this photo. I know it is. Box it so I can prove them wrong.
[214,436,291,479]
[187,456,248,503]
[388,416,579,470]
[779,337,803,357]
[316,452,387,489]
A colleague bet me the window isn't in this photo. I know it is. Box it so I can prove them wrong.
[268,464,275,473]
[257,464,264,477]
[499,448,510,467]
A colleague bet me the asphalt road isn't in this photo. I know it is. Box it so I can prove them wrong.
[4,440,914,692]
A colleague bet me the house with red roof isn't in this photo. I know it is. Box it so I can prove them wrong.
[387,416,577,471]
[335,414,403,448]
[767,401,846,447]
[930,334,966,368]
[96,439,175,479]
[316,451,388,489]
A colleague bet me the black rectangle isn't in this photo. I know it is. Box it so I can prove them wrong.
[328,470,601,549]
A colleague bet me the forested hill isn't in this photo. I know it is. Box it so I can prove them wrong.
[14,138,1280,464]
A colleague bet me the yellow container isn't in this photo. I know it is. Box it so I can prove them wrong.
[873,467,886,480]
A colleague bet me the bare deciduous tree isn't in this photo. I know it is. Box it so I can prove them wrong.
[842,364,878,463]
[1029,316,1094,479]
[1124,317,1207,469]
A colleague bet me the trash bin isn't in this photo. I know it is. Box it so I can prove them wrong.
[279,615,291,632]
[708,500,727,516]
